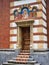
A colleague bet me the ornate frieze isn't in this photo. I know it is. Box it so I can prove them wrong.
[14,5,38,22]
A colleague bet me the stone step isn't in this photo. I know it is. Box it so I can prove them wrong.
[8,60,28,63]
[3,62,13,65]
[16,58,29,59]
[20,53,30,55]
[13,57,34,61]
[16,59,28,61]
[3,61,41,65]
[17,55,29,58]
[16,58,29,61]
[21,50,30,53]
[3,56,41,65]
[17,54,29,56]
[20,52,29,53]
[8,60,37,64]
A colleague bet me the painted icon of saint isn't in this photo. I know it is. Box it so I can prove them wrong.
[22,9,29,19]
[32,6,38,17]
[14,10,18,17]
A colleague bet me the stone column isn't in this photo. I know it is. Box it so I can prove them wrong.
[30,24,33,49]
[17,26,22,49]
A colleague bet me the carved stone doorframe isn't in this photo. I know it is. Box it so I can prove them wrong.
[17,21,34,49]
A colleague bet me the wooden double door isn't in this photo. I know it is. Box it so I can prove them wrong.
[21,27,30,50]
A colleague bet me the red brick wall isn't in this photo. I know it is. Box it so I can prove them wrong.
[0,0,10,48]
[0,0,16,48]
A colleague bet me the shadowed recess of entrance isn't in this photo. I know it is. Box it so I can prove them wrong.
[21,27,30,50]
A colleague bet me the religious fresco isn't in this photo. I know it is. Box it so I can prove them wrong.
[14,5,38,21]
[14,10,19,19]
[32,6,38,17]
[32,6,38,12]
[21,7,29,19]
